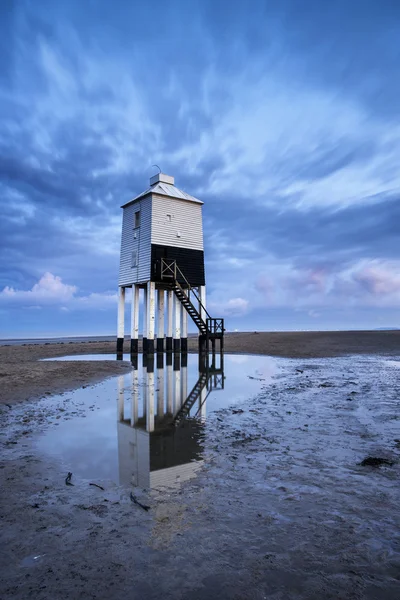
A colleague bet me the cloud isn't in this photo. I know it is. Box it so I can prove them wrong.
[1,272,76,302]
[352,261,400,295]
[167,66,400,213]
[0,272,117,309]
[209,297,249,316]
[250,259,400,310]
[1,0,400,334]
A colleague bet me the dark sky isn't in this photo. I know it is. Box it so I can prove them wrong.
[1,0,399,336]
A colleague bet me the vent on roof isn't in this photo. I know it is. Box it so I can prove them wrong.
[150,173,175,186]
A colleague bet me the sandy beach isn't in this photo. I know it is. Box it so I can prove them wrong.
[0,330,398,405]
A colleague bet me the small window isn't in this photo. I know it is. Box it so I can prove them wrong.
[166,214,172,222]
[131,250,138,268]
[134,211,140,228]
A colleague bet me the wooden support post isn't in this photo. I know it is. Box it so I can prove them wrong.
[117,374,124,421]
[143,285,148,353]
[146,364,155,432]
[173,351,181,371]
[173,293,181,353]
[211,349,216,370]
[142,360,147,421]
[181,355,188,406]
[146,353,154,374]
[117,286,125,356]
[166,358,173,414]
[157,355,164,421]
[147,281,156,353]
[200,380,207,420]
[156,289,165,353]
[131,364,139,426]
[130,284,139,354]
[199,285,207,323]
[181,351,188,368]
[198,334,207,356]
[181,292,188,352]
[131,353,138,369]
[166,290,173,352]
[174,358,181,412]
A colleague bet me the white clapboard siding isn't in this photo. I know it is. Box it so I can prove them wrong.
[151,194,204,250]
[117,424,150,488]
[118,196,152,285]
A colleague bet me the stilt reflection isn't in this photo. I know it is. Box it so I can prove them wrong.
[117,352,224,490]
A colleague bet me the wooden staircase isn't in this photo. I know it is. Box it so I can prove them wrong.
[174,372,208,423]
[172,284,207,335]
[160,259,224,345]
[174,364,224,425]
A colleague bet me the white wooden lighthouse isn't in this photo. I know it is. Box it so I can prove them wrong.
[117,172,223,355]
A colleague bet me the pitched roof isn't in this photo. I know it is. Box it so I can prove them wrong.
[121,182,203,208]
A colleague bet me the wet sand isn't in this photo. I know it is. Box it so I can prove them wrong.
[1,331,399,599]
[1,352,399,599]
[0,330,398,405]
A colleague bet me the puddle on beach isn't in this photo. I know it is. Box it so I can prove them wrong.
[33,353,278,491]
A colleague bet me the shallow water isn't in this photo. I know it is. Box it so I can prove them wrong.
[34,353,278,489]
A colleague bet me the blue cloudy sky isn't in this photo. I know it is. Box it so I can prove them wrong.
[1,0,400,337]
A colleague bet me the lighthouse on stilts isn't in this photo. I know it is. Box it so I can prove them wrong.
[116,172,224,357]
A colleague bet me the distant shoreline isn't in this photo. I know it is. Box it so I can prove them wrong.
[0,336,116,346]
[1,328,398,346]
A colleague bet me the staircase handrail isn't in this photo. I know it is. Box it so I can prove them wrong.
[161,258,213,322]
[175,276,213,322]
[174,372,208,424]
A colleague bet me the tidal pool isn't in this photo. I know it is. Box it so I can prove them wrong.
[35,353,278,490]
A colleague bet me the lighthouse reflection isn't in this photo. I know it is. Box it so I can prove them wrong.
[117,352,224,490]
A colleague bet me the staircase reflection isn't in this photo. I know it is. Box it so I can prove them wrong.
[117,353,224,491]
